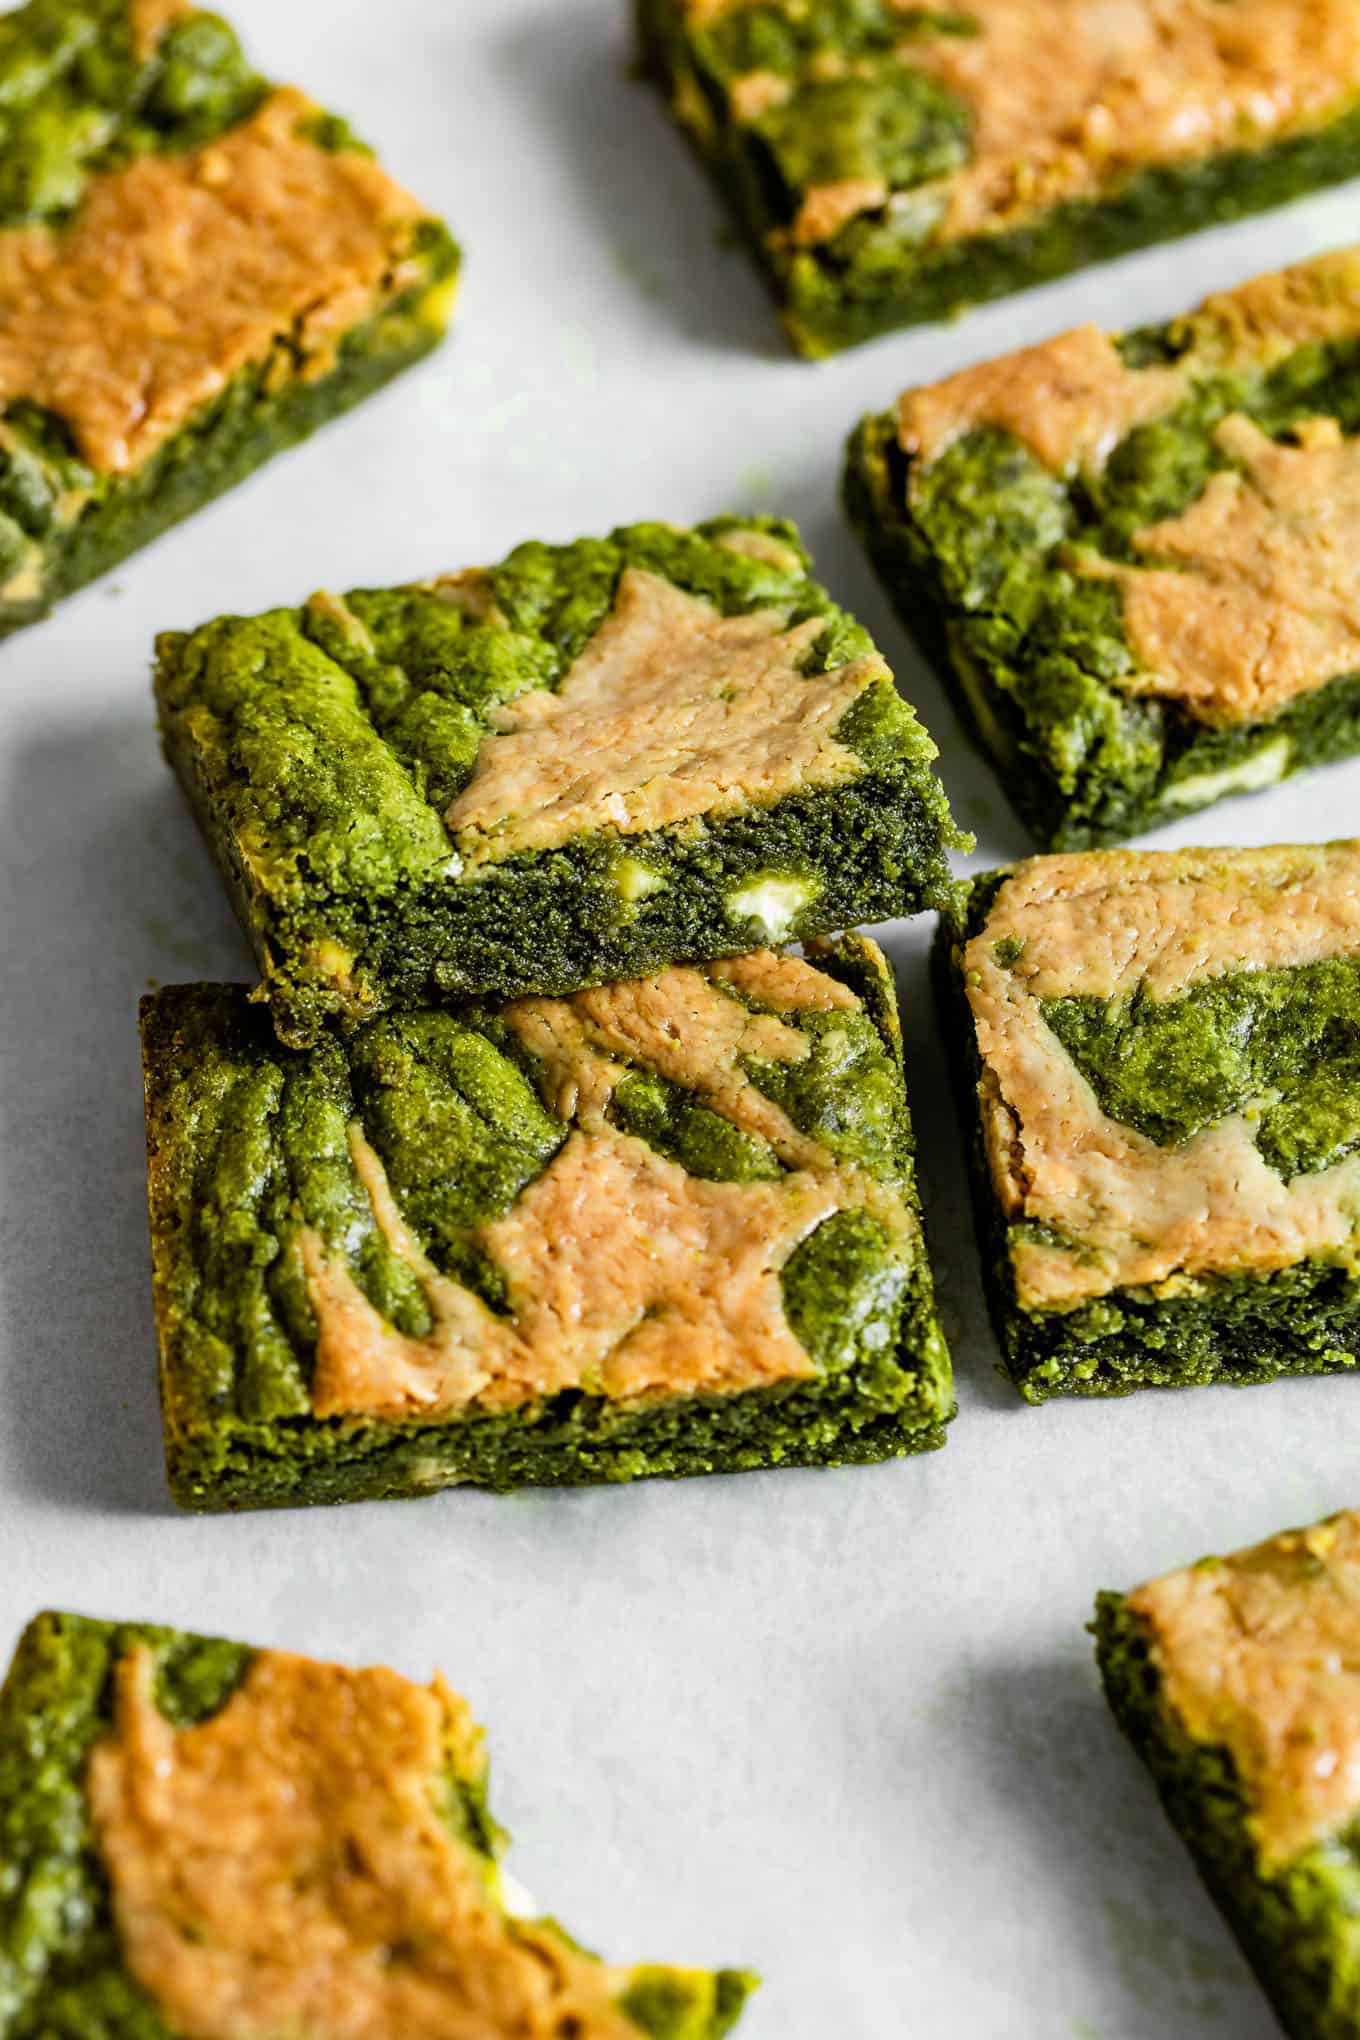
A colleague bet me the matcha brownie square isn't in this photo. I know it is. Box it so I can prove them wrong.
[1095,1510,1360,2040]
[140,933,953,1509]
[0,0,457,636]
[154,515,964,1045]
[637,1,1360,358]
[849,246,1360,845]
[937,840,1360,1402]
[0,1608,754,2036]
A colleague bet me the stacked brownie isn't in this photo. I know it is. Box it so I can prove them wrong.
[142,514,965,1508]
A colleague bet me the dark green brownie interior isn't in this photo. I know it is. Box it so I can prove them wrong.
[936,868,1360,1400]
[1095,1592,1360,2040]
[847,292,1360,847]
[636,0,1360,356]
[143,934,953,1509]
[155,515,963,1045]
[0,0,457,635]
[0,1610,753,2039]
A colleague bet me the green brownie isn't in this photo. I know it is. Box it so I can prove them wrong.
[153,514,965,1046]
[1095,1510,1360,2040]
[140,933,953,1509]
[849,246,1360,846]
[636,0,1360,358]
[937,840,1360,1402]
[0,1608,755,2038]
[0,0,457,636]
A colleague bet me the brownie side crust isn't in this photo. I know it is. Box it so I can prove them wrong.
[638,0,1360,355]
[141,934,953,1508]
[0,1610,754,2038]
[154,516,965,1045]
[847,247,1360,845]
[936,842,1360,1400]
[0,0,457,635]
[1095,1513,1360,2040]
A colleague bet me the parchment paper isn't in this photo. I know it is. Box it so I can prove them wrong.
[5,5,1358,2031]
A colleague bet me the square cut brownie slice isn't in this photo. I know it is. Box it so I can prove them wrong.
[937,841,1360,1401]
[1095,1511,1360,2040]
[636,0,1360,358]
[140,935,953,1509]
[849,246,1360,845]
[0,0,457,635]
[154,515,964,1046]
[0,1609,754,2037]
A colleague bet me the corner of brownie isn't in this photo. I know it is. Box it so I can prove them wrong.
[1096,1509,1360,2040]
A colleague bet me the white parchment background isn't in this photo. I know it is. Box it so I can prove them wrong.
[4,4,1360,2033]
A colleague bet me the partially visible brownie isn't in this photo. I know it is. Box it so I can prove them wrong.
[154,515,965,1046]
[0,0,457,635]
[141,935,954,1509]
[638,0,1360,357]
[849,246,1360,845]
[937,841,1360,1400]
[1096,1511,1360,2040]
[0,1608,755,2037]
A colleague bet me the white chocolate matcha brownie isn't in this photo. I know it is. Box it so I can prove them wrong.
[142,935,953,1508]
[938,841,1360,1398]
[1097,1509,1360,2040]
